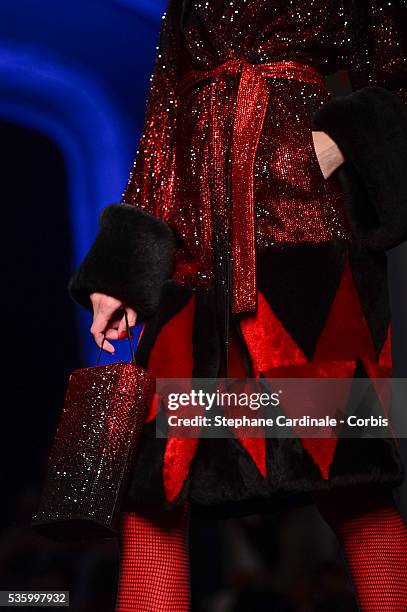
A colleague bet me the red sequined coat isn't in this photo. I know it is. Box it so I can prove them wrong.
[69,0,407,516]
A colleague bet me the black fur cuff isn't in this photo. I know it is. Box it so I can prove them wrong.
[313,86,407,250]
[68,204,177,320]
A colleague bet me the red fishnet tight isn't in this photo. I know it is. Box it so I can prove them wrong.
[316,486,407,612]
[116,505,190,611]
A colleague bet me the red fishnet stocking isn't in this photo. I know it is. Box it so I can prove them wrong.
[316,486,407,612]
[116,506,190,611]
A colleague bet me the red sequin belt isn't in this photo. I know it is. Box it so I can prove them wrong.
[178,59,326,315]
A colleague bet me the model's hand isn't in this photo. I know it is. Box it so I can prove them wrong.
[312,131,345,179]
[90,292,137,354]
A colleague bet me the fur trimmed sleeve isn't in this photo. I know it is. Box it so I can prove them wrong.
[313,1,407,250]
[68,204,177,320]
[312,86,407,250]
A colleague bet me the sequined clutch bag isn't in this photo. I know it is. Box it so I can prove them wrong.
[32,314,153,541]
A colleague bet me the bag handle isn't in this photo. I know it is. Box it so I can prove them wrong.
[96,310,135,366]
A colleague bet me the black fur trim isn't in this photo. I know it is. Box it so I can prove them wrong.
[68,204,177,320]
[313,86,407,250]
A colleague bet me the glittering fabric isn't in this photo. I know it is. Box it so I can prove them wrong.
[122,0,407,297]
[33,363,153,538]
[178,59,326,313]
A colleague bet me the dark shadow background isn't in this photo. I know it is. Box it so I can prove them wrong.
[0,4,406,612]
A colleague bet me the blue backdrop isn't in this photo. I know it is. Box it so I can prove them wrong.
[0,0,166,364]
